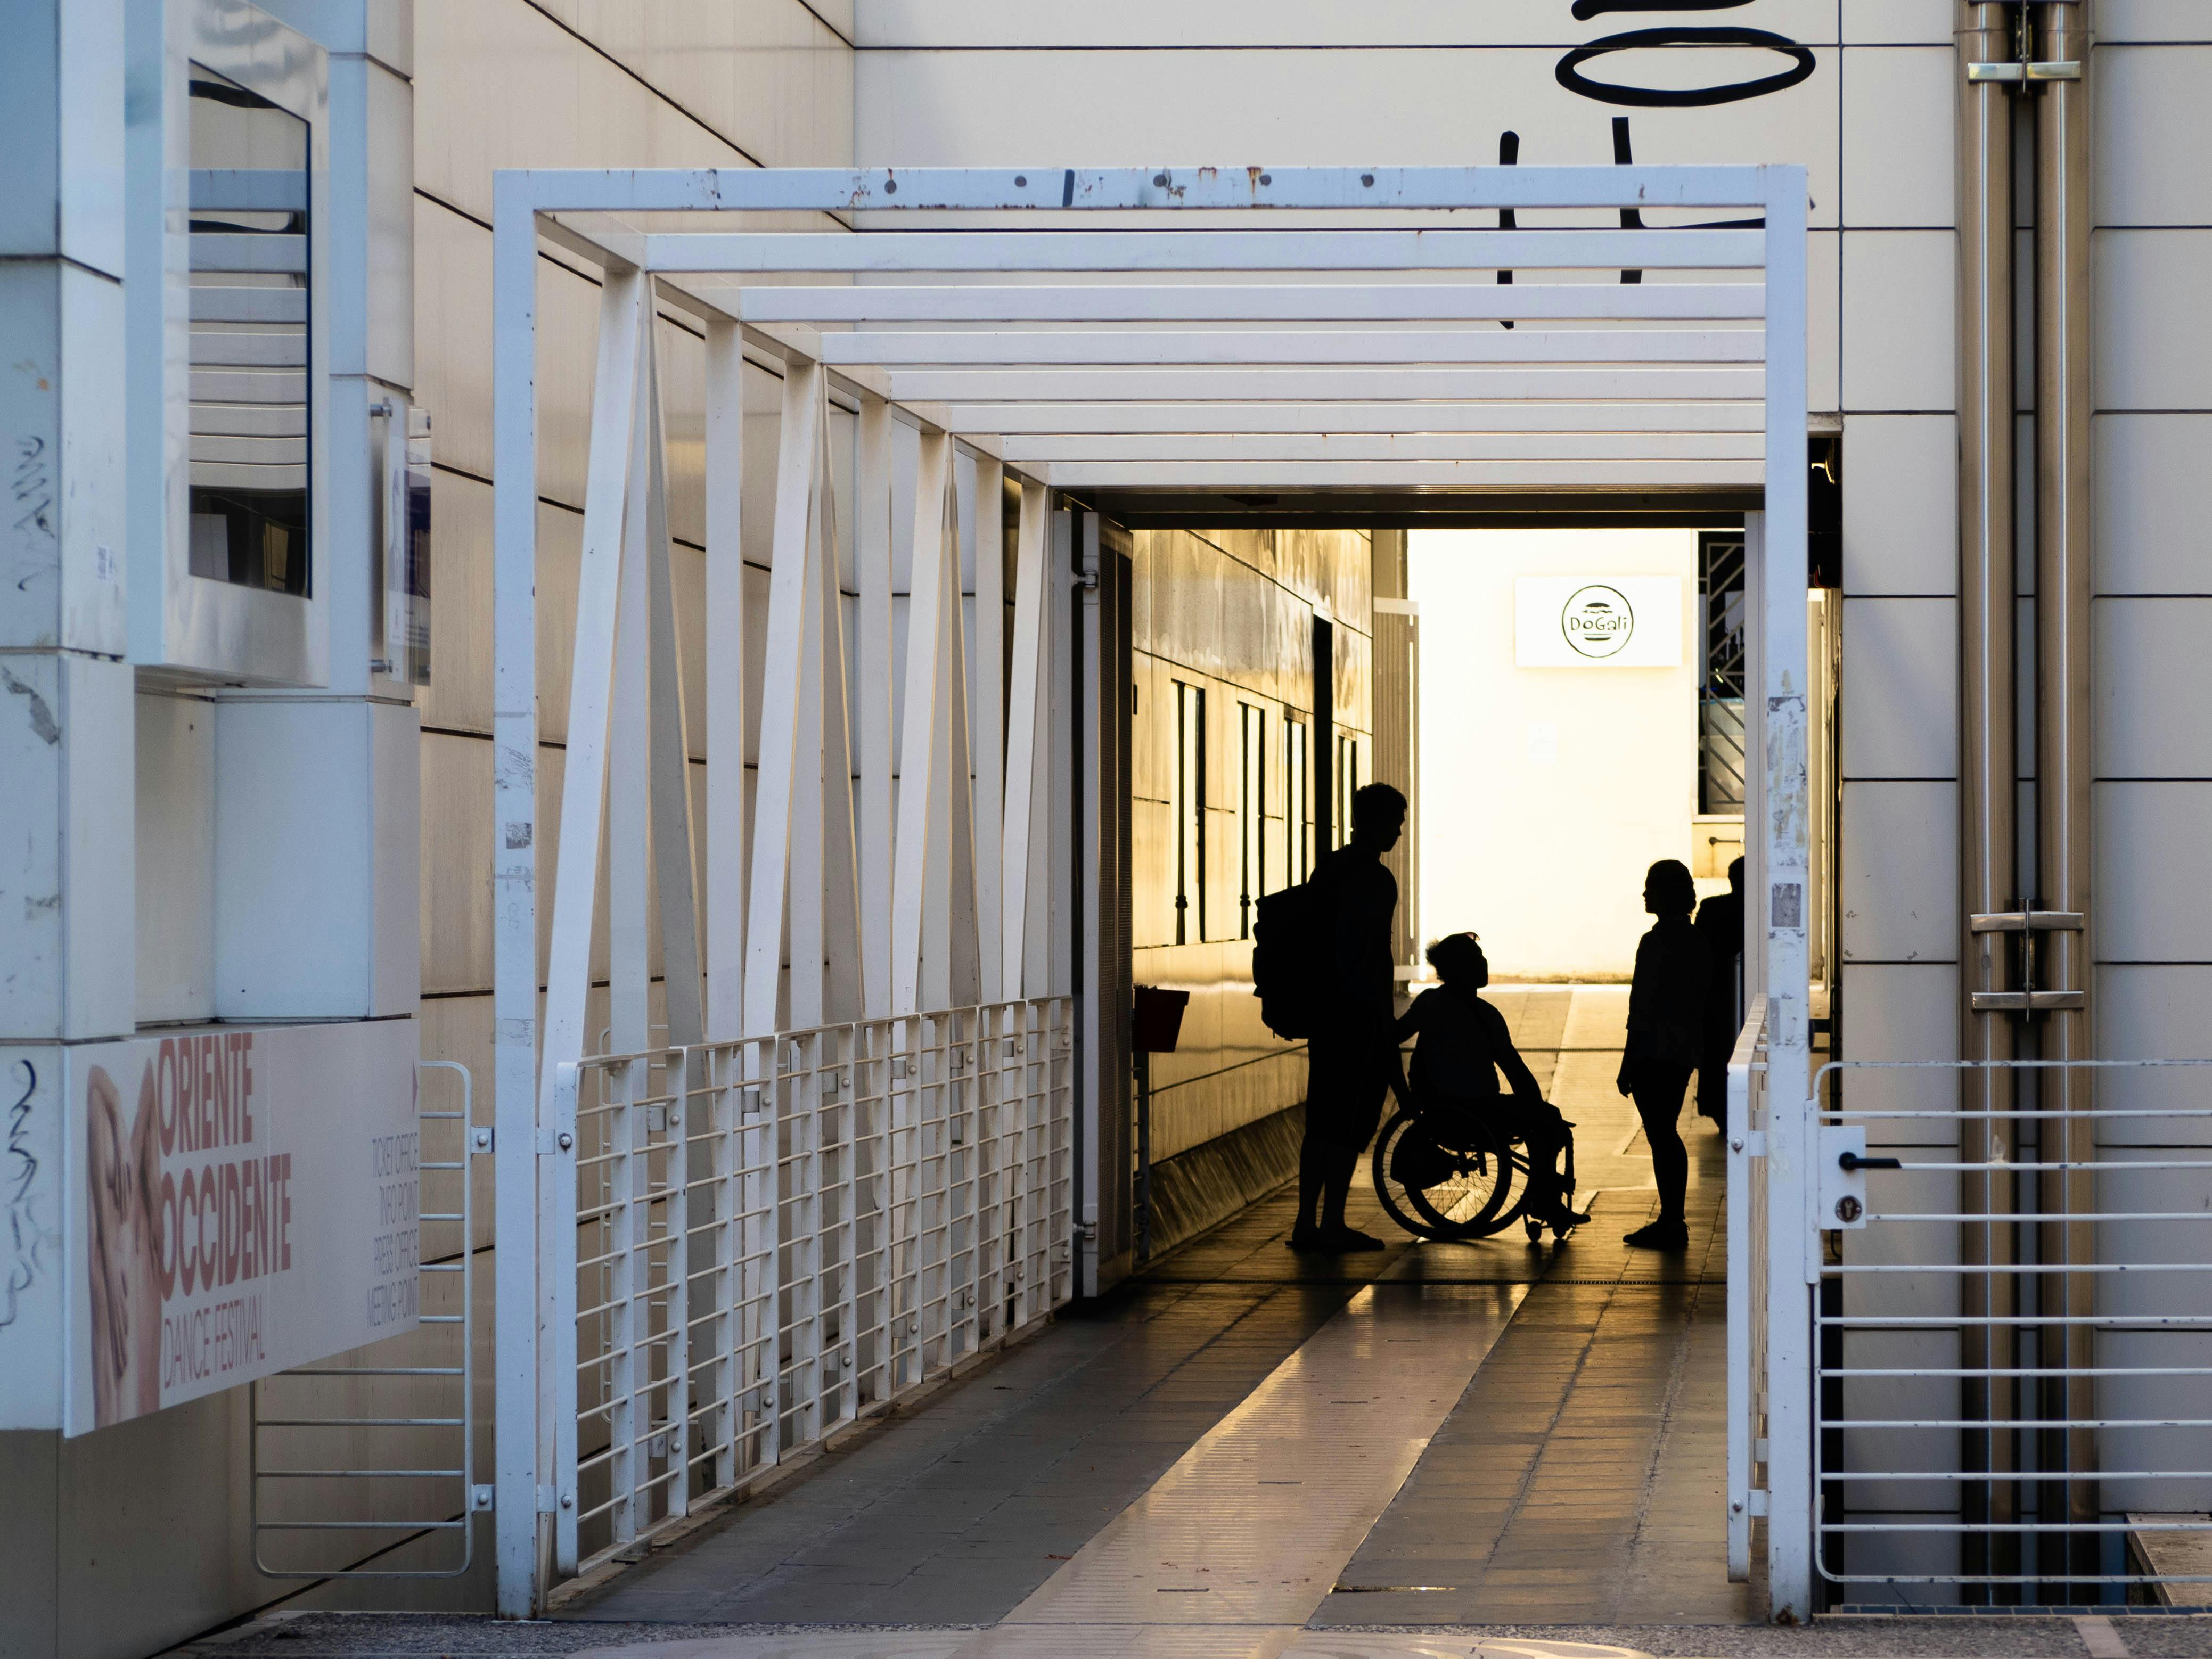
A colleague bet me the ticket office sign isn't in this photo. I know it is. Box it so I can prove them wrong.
[65,1019,420,1435]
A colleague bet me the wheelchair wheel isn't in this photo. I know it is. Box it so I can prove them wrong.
[1372,1108,1519,1240]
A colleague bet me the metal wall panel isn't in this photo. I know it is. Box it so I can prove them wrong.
[413,3,753,226]
[2094,415,2212,595]
[2095,46,2212,225]
[1839,597,1957,779]
[134,691,217,1026]
[854,46,1841,228]
[1831,962,1960,1129]
[419,466,493,737]
[854,2,1842,49]
[2095,783,2212,960]
[2098,2,2212,44]
[420,728,493,996]
[1842,415,1958,597]
[1840,47,1955,229]
[1839,781,1959,965]
[2096,600,2212,778]
[1841,231,1957,413]
[1842,1,1948,44]
[2094,230,2212,413]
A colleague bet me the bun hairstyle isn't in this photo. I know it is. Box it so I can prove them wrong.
[1425,931,1486,983]
[1646,857,1697,917]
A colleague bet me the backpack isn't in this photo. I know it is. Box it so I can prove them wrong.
[1252,875,1327,1040]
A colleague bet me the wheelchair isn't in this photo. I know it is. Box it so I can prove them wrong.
[1371,1094,1580,1244]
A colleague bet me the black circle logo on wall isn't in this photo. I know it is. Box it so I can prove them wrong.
[1561,585,1636,659]
[1556,24,1816,109]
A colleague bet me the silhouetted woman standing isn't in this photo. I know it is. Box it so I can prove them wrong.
[1618,859,1707,1250]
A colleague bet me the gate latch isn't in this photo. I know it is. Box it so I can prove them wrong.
[1817,1124,1898,1229]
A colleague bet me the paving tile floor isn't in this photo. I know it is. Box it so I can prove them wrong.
[178,1609,2206,1658]
[576,1277,1370,1625]
[568,988,1741,1635]
[1313,989,1739,1627]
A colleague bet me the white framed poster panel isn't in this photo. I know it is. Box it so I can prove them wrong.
[63,1017,419,1435]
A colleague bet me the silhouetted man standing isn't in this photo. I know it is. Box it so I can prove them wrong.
[1292,782,1408,1252]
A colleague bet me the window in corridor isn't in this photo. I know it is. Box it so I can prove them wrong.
[1336,733,1359,848]
[1173,681,1205,943]
[1238,703,1265,937]
[1285,717,1309,883]
[1698,532,1748,814]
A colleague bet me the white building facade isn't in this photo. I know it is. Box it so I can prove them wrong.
[3,3,2208,1652]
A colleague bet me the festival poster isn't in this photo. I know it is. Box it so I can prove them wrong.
[64,1019,420,1435]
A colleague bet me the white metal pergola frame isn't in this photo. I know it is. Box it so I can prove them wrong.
[490,164,1813,1619]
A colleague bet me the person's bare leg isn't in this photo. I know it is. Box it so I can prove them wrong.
[1321,1143,1383,1249]
[1626,1071,1691,1248]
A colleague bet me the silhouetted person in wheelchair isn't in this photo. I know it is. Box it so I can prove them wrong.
[1290,781,1408,1253]
[1619,858,1709,1251]
[1397,932,1587,1233]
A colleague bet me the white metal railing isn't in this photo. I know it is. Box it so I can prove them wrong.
[1725,996,1772,1581]
[251,1061,484,1578]
[1812,1056,2212,1604]
[553,998,1075,1574]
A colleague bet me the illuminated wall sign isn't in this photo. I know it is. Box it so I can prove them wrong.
[1515,576,1685,669]
[62,1020,420,1435]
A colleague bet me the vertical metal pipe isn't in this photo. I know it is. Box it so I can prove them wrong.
[2033,0,2098,1592]
[1957,0,2021,1599]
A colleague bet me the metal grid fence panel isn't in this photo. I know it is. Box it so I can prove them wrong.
[567,998,1074,1574]
[572,1048,689,1559]
[1813,1057,2212,1604]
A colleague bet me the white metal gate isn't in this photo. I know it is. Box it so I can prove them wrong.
[1811,1057,2212,1606]
[250,1061,485,1580]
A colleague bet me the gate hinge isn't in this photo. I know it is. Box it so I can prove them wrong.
[537,1127,576,1155]
[471,1484,495,1511]
[1730,1130,1767,1160]
[536,1484,556,1514]
[1740,1488,1770,1517]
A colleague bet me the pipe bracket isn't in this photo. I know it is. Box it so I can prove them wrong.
[1970,910,2084,934]
[1967,61,2080,84]
[1970,990,2087,1013]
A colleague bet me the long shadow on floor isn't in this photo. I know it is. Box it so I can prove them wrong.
[570,985,1743,1629]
